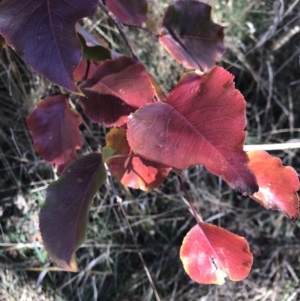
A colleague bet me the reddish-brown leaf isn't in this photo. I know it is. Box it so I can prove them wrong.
[79,56,156,127]
[73,60,99,82]
[127,67,258,194]
[40,153,106,271]
[106,0,148,25]
[180,223,253,285]
[247,150,300,221]
[0,0,98,92]
[104,128,170,191]
[159,1,225,72]
[27,95,83,174]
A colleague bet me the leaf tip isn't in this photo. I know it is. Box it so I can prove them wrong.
[56,255,79,272]
[215,269,227,285]
[75,88,85,97]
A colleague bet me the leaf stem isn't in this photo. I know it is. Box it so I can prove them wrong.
[98,1,138,60]
[177,174,202,224]
[123,23,160,38]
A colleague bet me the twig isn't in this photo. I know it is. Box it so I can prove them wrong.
[177,175,202,224]
[98,1,138,60]
[244,142,300,151]
[117,197,161,301]
[123,23,160,38]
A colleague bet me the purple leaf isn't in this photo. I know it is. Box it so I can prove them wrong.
[39,153,107,271]
[0,0,98,92]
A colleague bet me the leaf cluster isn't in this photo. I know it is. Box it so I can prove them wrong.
[0,0,299,287]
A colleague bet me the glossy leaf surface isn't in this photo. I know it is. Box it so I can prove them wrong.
[0,0,98,92]
[247,150,300,221]
[104,128,170,191]
[40,153,106,271]
[80,56,156,127]
[159,0,225,72]
[180,223,253,284]
[127,67,258,194]
[27,95,83,174]
[106,0,148,25]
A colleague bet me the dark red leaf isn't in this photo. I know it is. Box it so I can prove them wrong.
[159,0,225,72]
[127,67,258,194]
[79,56,156,127]
[106,0,148,25]
[73,60,99,82]
[0,0,98,92]
[40,153,106,271]
[104,127,170,191]
[247,150,300,221]
[26,95,83,174]
[180,223,253,284]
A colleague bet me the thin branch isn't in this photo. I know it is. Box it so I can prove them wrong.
[98,1,138,60]
[244,142,300,151]
[123,23,160,38]
[117,197,162,301]
[177,175,202,224]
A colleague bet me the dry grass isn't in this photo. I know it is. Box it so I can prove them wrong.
[1,0,300,300]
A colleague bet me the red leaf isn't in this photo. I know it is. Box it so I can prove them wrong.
[106,0,148,25]
[247,150,300,221]
[104,128,170,191]
[180,223,253,285]
[79,56,156,127]
[73,60,99,82]
[127,67,258,194]
[39,153,106,271]
[26,95,83,174]
[159,1,225,72]
[0,0,98,92]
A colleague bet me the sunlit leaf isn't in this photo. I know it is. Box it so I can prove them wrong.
[0,0,98,92]
[26,95,83,174]
[40,153,106,271]
[80,56,156,127]
[104,128,170,191]
[247,150,300,221]
[159,0,225,72]
[106,0,148,25]
[180,223,253,285]
[127,67,258,194]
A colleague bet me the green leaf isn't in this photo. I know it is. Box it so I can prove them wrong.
[39,153,107,271]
